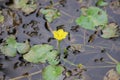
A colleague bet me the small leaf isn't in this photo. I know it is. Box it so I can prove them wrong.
[0,11,4,23]
[0,45,17,57]
[76,7,108,30]
[40,8,61,23]
[17,40,30,54]
[96,0,108,7]
[42,65,64,80]
[6,35,17,48]
[116,63,120,74]
[101,23,119,38]
[23,44,59,64]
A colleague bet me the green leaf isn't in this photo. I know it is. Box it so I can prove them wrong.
[42,65,64,80]
[8,0,37,14]
[0,35,17,57]
[40,8,61,23]
[16,40,30,54]
[76,7,108,30]
[6,35,17,48]
[96,0,108,7]
[23,44,59,64]
[116,63,120,74]
[0,45,17,57]
[101,23,119,38]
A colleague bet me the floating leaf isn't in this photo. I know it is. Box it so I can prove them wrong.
[96,0,108,7]
[76,7,108,30]
[8,0,37,15]
[0,11,4,23]
[42,65,64,80]
[40,8,61,23]
[0,45,17,57]
[101,23,119,38]
[116,63,120,74]
[0,35,17,57]
[16,40,30,54]
[23,44,59,64]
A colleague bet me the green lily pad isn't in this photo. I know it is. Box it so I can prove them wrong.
[101,23,119,38]
[40,8,61,23]
[23,44,59,64]
[0,45,17,57]
[16,40,30,54]
[0,35,17,57]
[96,0,108,7]
[116,63,120,74]
[76,7,108,30]
[8,0,37,15]
[42,65,64,80]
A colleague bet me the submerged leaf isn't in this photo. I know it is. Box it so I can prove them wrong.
[116,63,120,74]
[104,69,120,80]
[40,8,61,23]
[42,65,64,80]
[17,40,30,54]
[0,11,4,23]
[101,23,119,38]
[8,0,37,15]
[76,7,108,30]
[23,44,59,64]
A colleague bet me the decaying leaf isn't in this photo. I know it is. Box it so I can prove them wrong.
[76,7,108,30]
[8,0,37,15]
[101,23,119,38]
[0,11,4,23]
[70,44,85,52]
[40,8,61,23]
[104,69,120,80]
[42,65,64,80]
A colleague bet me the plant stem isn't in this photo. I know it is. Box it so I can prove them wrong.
[57,40,61,54]
[61,57,77,67]
[86,65,116,69]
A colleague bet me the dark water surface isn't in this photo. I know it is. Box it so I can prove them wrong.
[0,0,120,80]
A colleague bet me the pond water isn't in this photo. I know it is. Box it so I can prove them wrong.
[0,0,120,80]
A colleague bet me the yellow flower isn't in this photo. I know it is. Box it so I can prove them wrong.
[53,29,68,41]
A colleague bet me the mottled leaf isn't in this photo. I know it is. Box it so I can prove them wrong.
[40,8,61,23]
[101,23,119,38]
[8,0,37,15]
[17,40,30,54]
[23,44,59,65]
[76,7,108,30]
[42,65,64,80]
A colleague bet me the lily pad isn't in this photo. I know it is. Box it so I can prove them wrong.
[23,44,59,64]
[101,23,119,38]
[16,40,30,54]
[116,63,120,74]
[8,0,37,15]
[40,8,61,23]
[76,7,108,30]
[0,35,17,57]
[42,65,64,80]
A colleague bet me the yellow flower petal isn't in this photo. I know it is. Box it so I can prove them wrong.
[53,29,68,41]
